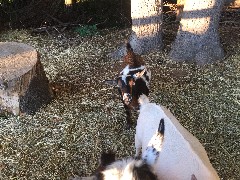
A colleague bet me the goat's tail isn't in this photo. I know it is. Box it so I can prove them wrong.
[142,118,165,165]
[126,42,133,52]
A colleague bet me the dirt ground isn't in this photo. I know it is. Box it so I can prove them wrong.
[0,5,239,180]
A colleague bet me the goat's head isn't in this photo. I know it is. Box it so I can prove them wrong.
[117,66,150,110]
[88,152,157,180]
[94,151,116,174]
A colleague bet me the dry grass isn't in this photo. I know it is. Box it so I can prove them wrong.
[0,23,239,180]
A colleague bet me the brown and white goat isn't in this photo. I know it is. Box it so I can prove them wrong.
[117,43,151,129]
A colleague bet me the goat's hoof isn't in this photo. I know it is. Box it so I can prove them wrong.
[125,124,131,130]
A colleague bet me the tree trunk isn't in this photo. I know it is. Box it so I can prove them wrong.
[130,0,163,54]
[111,0,163,58]
[169,0,225,65]
[0,42,53,116]
[176,0,185,21]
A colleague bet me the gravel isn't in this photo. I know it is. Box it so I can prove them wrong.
[0,27,239,180]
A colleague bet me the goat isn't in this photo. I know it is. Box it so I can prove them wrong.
[135,95,201,180]
[77,153,158,180]
[117,43,151,129]
[78,119,165,180]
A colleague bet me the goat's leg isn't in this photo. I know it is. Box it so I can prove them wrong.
[135,134,142,158]
[118,87,132,129]
[124,104,131,129]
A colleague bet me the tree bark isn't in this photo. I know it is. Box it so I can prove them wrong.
[111,0,163,58]
[0,42,53,115]
[130,0,163,54]
[169,0,225,65]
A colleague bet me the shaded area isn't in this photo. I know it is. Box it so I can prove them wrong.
[0,0,131,30]
[20,59,53,115]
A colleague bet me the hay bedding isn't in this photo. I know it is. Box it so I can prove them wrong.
[0,23,239,180]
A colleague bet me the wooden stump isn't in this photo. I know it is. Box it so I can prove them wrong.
[0,42,53,115]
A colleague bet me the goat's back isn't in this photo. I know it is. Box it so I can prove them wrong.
[153,106,220,180]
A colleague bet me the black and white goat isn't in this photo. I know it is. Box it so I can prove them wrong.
[117,43,151,129]
[78,119,165,180]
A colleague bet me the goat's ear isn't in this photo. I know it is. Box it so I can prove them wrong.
[94,151,116,178]
[158,119,165,135]
[138,69,146,78]
[132,162,157,180]
[191,174,197,180]
[100,151,116,166]
[126,43,133,52]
